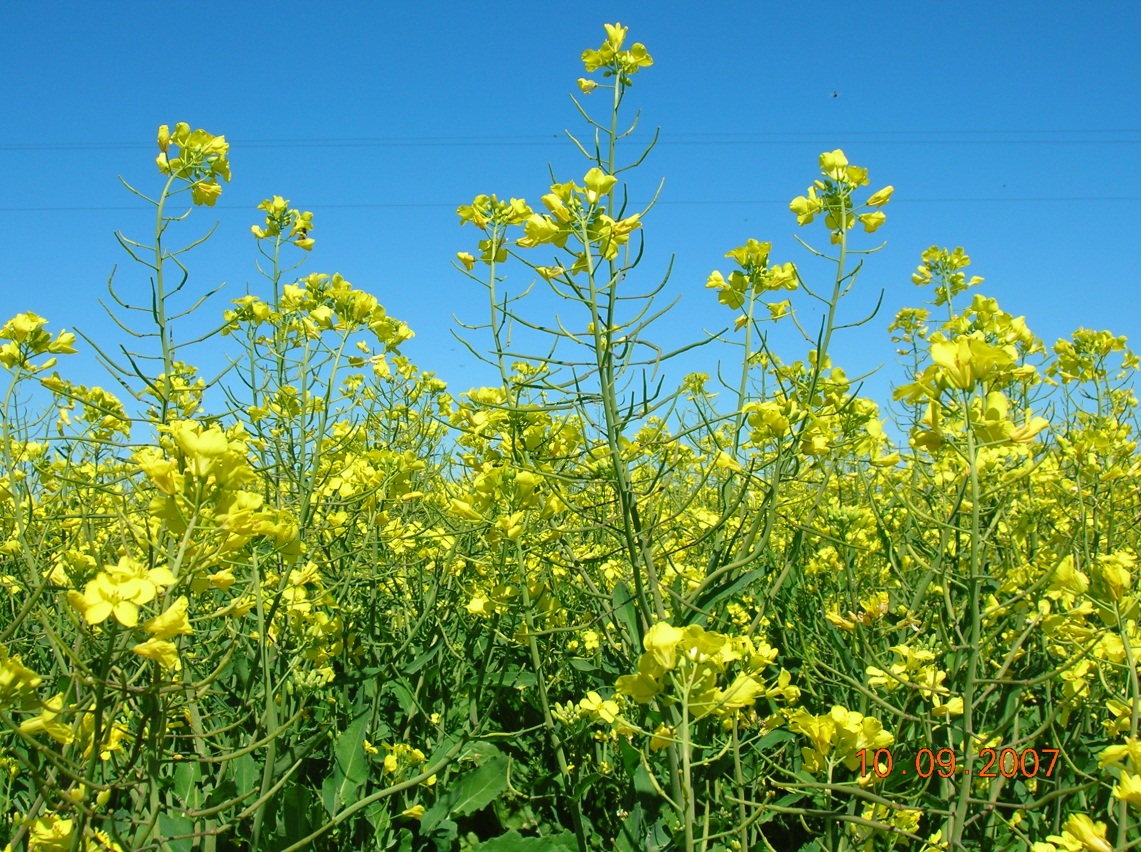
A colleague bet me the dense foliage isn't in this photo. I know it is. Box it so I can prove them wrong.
[3,23,1139,852]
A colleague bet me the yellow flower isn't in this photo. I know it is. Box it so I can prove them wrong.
[493,511,525,541]
[466,593,492,616]
[715,674,763,713]
[0,644,42,710]
[714,450,743,473]
[207,568,237,592]
[142,596,192,639]
[767,300,792,321]
[825,608,858,630]
[1100,737,1141,772]
[74,556,176,628]
[1009,414,1049,443]
[166,420,231,477]
[132,638,181,671]
[790,187,823,226]
[1113,771,1141,807]
[401,805,425,820]
[819,149,849,180]
[583,168,618,203]
[650,723,674,751]
[581,22,652,77]
[579,691,621,723]
[604,22,627,50]
[643,622,684,672]
[25,813,75,852]
[931,696,964,717]
[1096,552,1134,602]
[577,78,598,94]
[133,446,181,495]
[88,830,123,851]
[77,711,128,762]
[20,694,74,744]
[615,672,660,703]
[77,574,142,627]
[456,251,476,271]
[449,499,484,522]
[930,335,1015,391]
[867,185,894,206]
[191,180,222,207]
[1050,555,1089,598]
[1051,814,1112,852]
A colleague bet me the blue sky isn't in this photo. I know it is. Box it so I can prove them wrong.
[4,2,1139,427]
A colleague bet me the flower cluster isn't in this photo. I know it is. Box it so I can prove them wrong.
[615,622,798,721]
[580,23,653,86]
[705,238,798,330]
[865,643,964,718]
[251,195,315,250]
[787,705,895,776]
[0,312,76,373]
[156,122,230,206]
[790,149,893,243]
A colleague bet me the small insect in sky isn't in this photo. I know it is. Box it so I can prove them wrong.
[832,91,841,98]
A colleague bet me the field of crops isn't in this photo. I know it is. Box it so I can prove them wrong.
[3,23,1140,852]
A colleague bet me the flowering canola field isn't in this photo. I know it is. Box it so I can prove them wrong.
[2,23,1139,852]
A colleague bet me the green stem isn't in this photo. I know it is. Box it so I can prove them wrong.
[950,404,983,848]
[152,174,178,426]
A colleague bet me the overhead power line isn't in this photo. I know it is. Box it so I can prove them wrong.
[2,197,1139,213]
[1,129,1140,152]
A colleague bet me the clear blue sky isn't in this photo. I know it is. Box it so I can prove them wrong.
[4,2,1139,425]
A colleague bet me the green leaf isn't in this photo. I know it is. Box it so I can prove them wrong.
[279,783,314,844]
[614,803,643,852]
[423,742,510,831]
[200,778,237,811]
[394,828,414,852]
[755,728,796,750]
[234,752,259,802]
[427,817,459,851]
[686,567,765,626]
[758,793,807,824]
[420,797,451,834]
[496,667,537,689]
[612,581,639,649]
[472,829,579,850]
[364,799,391,836]
[633,761,659,801]
[387,681,416,715]
[405,640,442,674]
[322,710,371,817]
[174,760,203,810]
[449,745,510,817]
[156,813,195,852]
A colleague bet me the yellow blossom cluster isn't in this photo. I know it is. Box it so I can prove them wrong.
[251,195,315,250]
[615,622,797,721]
[579,22,653,85]
[156,122,230,206]
[789,149,893,243]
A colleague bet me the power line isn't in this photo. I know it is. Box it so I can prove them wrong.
[2,197,1139,213]
[2,129,1140,152]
